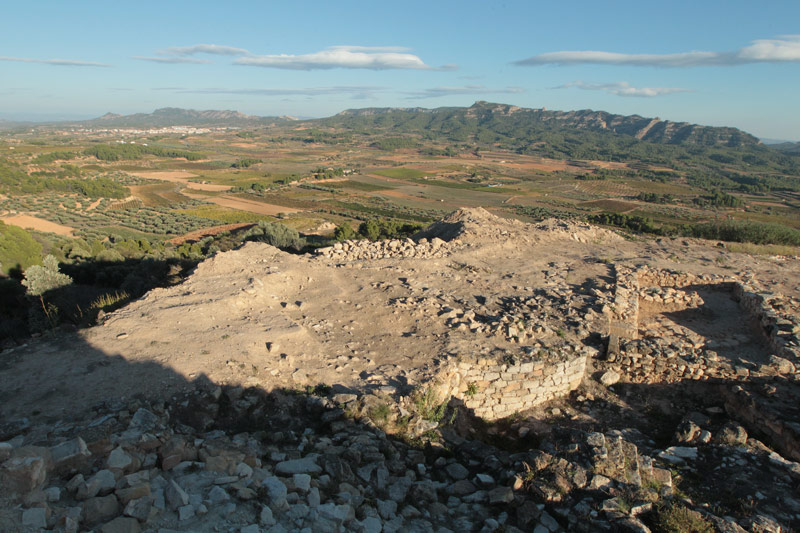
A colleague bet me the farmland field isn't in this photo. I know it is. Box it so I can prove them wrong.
[0,108,798,272]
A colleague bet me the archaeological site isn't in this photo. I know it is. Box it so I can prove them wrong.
[1,208,799,532]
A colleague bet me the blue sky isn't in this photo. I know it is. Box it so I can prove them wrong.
[1,0,799,139]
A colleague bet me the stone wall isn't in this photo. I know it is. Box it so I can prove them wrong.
[635,266,799,363]
[732,283,800,362]
[605,266,639,340]
[315,237,450,262]
[435,346,591,420]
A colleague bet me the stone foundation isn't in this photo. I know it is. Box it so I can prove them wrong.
[609,265,799,365]
[435,346,591,420]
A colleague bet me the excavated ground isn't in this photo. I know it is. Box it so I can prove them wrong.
[2,208,800,532]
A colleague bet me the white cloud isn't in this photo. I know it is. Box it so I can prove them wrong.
[0,56,110,67]
[556,81,691,98]
[235,45,443,70]
[134,56,212,64]
[737,35,800,61]
[159,44,250,56]
[406,85,524,99]
[516,36,800,67]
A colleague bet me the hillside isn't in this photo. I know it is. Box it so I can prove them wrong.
[772,141,800,154]
[328,101,761,148]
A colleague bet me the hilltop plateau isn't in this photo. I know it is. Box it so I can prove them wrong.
[1,209,800,532]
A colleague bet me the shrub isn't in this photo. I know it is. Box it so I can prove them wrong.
[651,503,713,533]
[359,220,381,241]
[333,223,357,241]
[412,386,448,422]
[689,219,800,246]
[0,222,43,276]
[22,255,73,296]
[245,221,305,250]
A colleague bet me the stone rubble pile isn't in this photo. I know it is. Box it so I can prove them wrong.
[315,237,450,262]
[636,265,737,289]
[442,284,608,347]
[2,388,550,533]
[0,384,731,533]
[639,286,704,310]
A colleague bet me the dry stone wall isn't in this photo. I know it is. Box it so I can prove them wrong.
[604,266,640,340]
[315,237,451,262]
[606,266,800,384]
[733,283,800,362]
[435,346,592,420]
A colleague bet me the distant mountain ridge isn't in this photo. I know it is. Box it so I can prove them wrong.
[332,101,761,148]
[18,102,767,148]
[75,107,294,128]
[770,141,800,154]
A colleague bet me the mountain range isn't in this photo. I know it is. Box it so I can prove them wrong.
[74,107,293,128]
[7,102,784,149]
[326,101,761,148]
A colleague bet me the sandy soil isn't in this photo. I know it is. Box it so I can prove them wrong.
[131,171,231,192]
[0,215,75,236]
[86,198,102,211]
[197,195,302,216]
[378,190,431,201]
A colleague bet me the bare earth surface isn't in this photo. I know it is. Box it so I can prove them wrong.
[182,193,302,215]
[1,208,799,424]
[0,214,75,236]
[131,170,232,192]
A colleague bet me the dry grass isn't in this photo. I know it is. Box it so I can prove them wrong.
[726,242,800,257]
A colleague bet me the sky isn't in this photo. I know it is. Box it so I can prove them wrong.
[1,0,799,140]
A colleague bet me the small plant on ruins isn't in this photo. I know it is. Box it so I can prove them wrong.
[38,297,60,333]
[396,414,412,432]
[305,383,332,397]
[465,382,479,396]
[411,386,448,423]
[89,290,130,315]
[556,328,566,338]
[368,402,391,423]
[651,503,713,533]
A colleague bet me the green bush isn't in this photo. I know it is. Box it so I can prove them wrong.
[245,221,305,250]
[333,223,357,241]
[22,255,72,296]
[651,503,713,533]
[358,218,425,241]
[0,222,42,276]
[689,219,800,246]
[231,158,262,168]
